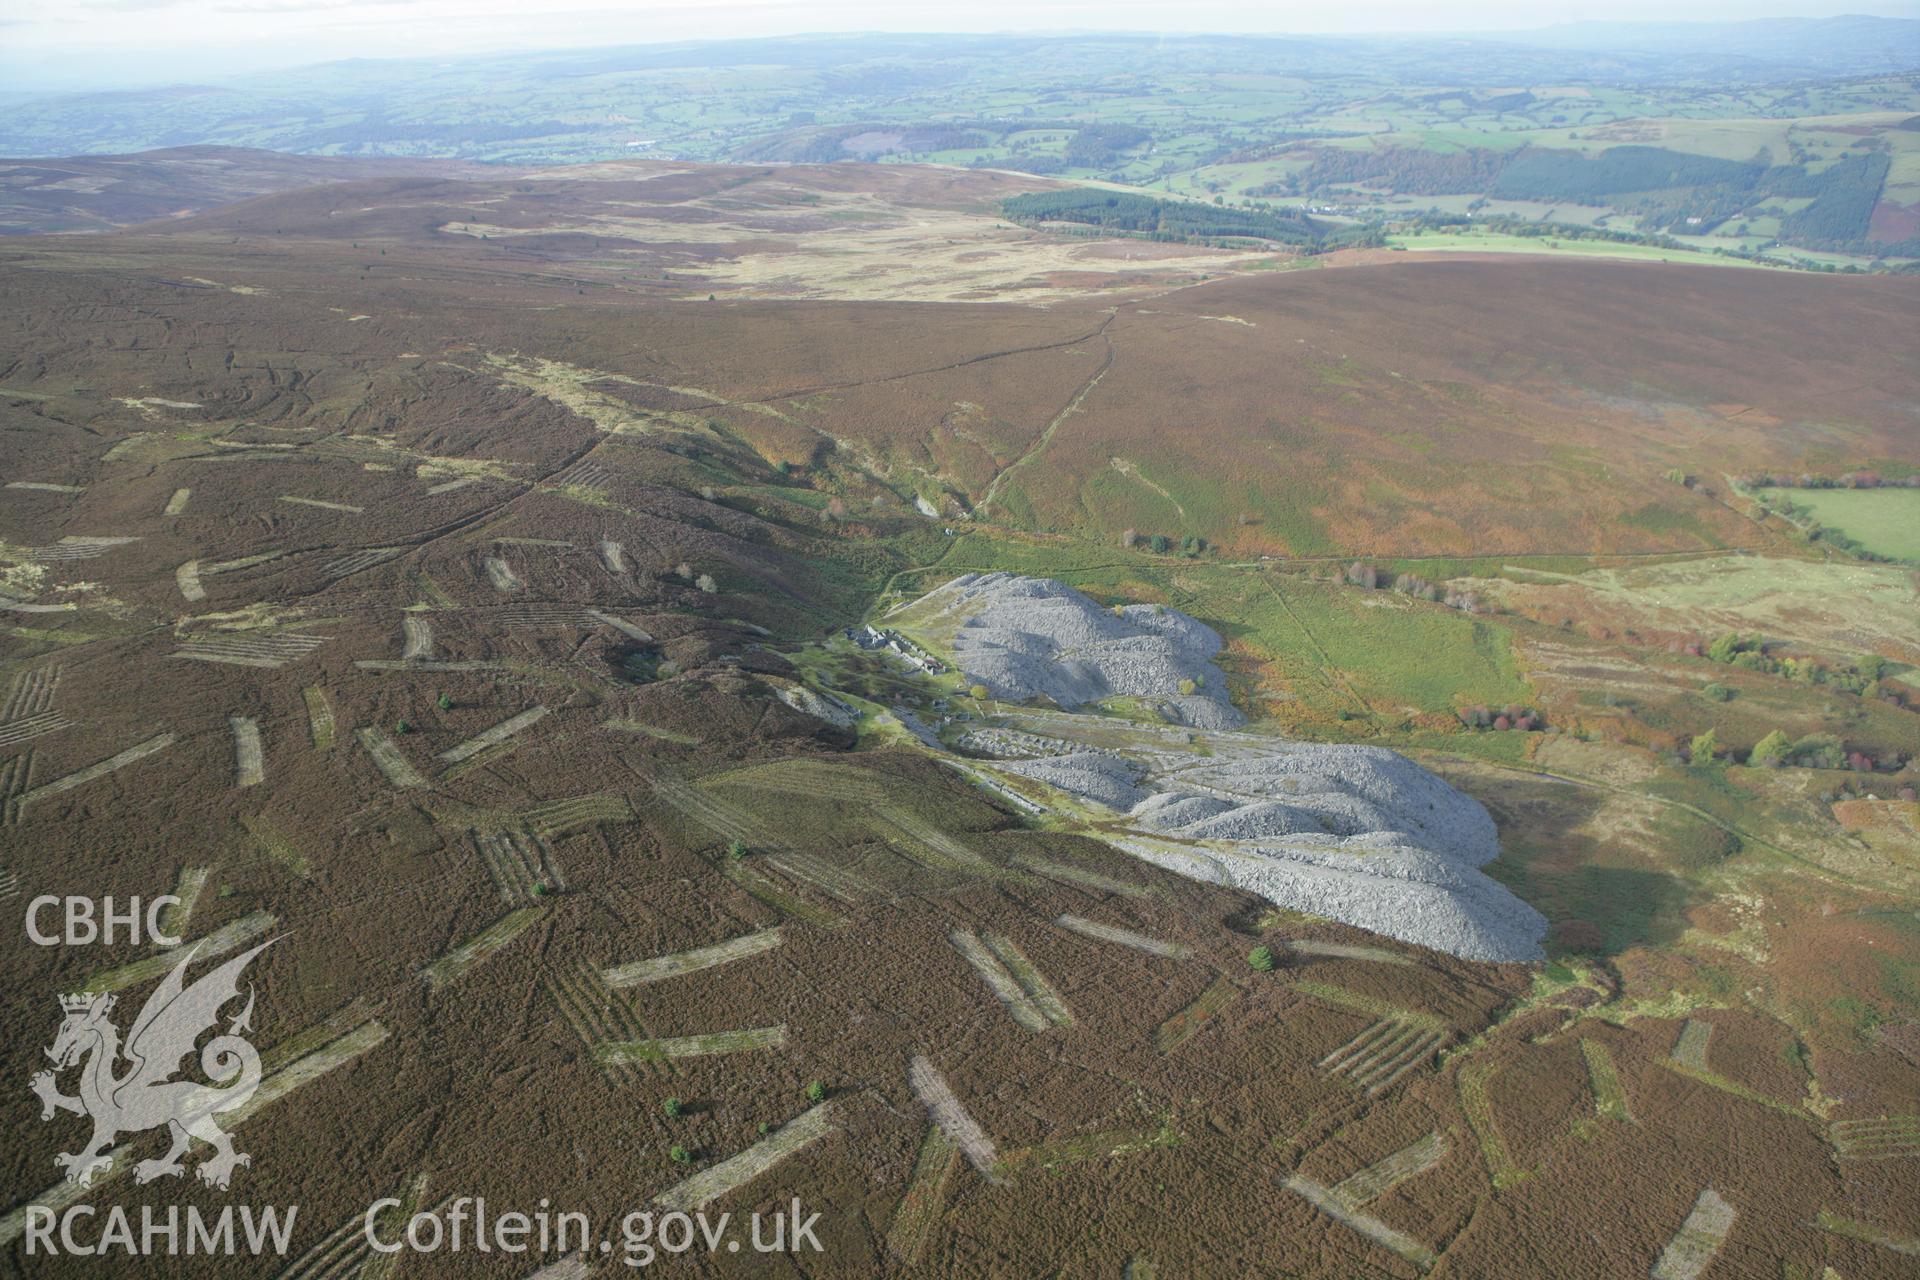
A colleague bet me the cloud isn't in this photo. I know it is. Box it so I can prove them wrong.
[213,0,420,11]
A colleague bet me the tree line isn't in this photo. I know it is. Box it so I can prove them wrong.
[1001,189,1320,245]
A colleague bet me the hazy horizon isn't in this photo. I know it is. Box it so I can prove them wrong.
[3,3,1916,93]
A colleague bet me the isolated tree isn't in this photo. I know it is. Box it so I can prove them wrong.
[805,1080,827,1104]
[1178,678,1197,696]
[669,1145,692,1165]
[969,684,989,701]
[1749,730,1792,768]
[727,839,749,860]
[1247,945,1277,972]
[696,573,718,594]
[663,1097,684,1119]
[1119,528,1139,549]
[394,719,412,735]
[1689,729,1719,764]
[675,561,693,580]
[436,693,454,711]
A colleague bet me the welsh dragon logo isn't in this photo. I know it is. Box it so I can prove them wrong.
[30,940,271,1191]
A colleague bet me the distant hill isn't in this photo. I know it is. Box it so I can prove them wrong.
[2,23,1915,163]
[0,146,507,235]
[1489,15,1920,75]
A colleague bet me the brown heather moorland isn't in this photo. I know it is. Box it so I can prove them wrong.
[0,155,1916,1277]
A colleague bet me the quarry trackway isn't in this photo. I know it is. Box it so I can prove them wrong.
[744,311,1114,412]
[975,316,1116,516]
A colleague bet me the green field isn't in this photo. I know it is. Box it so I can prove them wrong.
[888,532,1532,729]
[1759,487,1920,561]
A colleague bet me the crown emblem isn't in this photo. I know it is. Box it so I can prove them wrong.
[59,992,108,1014]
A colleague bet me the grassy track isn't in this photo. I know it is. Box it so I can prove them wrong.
[1388,231,1769,270]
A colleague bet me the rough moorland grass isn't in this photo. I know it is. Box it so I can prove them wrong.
[1010,447,1335,555]
[1618,501,1717,547]
[1472,554,1920,663]
[1759,487,1920,562]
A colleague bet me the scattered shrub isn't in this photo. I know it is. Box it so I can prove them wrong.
[1789,733,1845,770]
[1707,632,1750,664]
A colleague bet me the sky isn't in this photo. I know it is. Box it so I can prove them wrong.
[1,0,1913,91]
